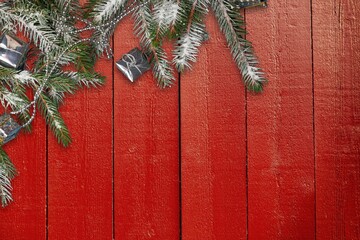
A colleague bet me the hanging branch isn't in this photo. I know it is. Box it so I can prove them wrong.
[172,0,209,72]
[0,149,16,207]
[211,0,266,91]
[133,2,175,87]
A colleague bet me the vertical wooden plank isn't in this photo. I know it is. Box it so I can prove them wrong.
[114,17,180,239]
[47,58,113,238]
[0,116,46,239]
[313,1,360,239]
[246,1,315,239]
[181,14,247,239]
[47,1,113,238]
[0,34,47,239]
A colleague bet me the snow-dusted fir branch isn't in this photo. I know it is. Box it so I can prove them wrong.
[89,0,143,57]
[53,1,82,44]
[92,0,128,24]
[90,0,127,56]
[211,0,266,91]
[37,93,72,146]
[133,3,175,87]
[0,66,34,131]
[61,71,105,88]
[153,0,179,37]
[0,86,29,112]
[0,149,16,208]
[0,2,60,52]
[173,22,206,71]
[172,0,209,72]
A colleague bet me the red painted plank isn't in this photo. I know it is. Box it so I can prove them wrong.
[47,58,113,239]
[313,1,360,239]
[47,1,113,238]
[0,115,46,239]
[114,17,180,239]
[0,34,46,239]
[246,1,315,239]
[181,14,247,239]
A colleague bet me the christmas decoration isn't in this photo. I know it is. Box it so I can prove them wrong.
[0,0,267,207]
[116,48,151,82]
[0,114,21,145]
[0,33,29,69]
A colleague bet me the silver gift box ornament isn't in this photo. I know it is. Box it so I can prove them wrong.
[0,114,21,145]
[116,48,151,82]
[0,33,29,69]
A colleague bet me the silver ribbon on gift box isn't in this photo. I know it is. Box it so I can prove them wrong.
[0,34,29,69]
[116,48,151,82]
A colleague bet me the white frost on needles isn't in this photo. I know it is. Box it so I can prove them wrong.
[14,71,38,85]
[154,0,179,30]
[173,23,204,71]
[0,167,13,207]
[93,0,127,23]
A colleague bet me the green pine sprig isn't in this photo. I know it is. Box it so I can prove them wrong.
[133,3,175,87]
[0,149,17,207]
[211,0,266,91]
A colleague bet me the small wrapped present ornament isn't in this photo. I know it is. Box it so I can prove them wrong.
[0,114,21,145]
[0,33,29,69]
[116,48,151,82]
[234,0,268,9]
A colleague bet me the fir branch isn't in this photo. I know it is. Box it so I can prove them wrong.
[13,71,39,86]
[54,0,81,14]
[153,0,180,38]
[39,71,104,103]
[0,86,28,113]
[0,67,35,130]
[211,0,266,91]
[91,0,128,24]
[1,84,32,131]
[72,43,98,73]
[172,0,209,71]
[0,2,60,52]
[0,66,37,87]
[0,2,15,30]
[34,42,94,75]
[133,3,175,87]
[43,74,78,104]
[52,2,82,45]
[61,71,105,88]
[37,93,71,147]
[89,0,129,56]
[0,66,18,83]
[173,22,206,71]
[0,149,17,208]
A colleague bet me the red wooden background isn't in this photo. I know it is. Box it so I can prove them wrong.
[1,1,360,239]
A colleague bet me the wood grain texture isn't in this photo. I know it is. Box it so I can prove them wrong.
[0,115,46,240]
[181,14,247,240]
[0,35,46,239]
[114,17,180,239]
[246,1,315,239]
[313,0,360,239]
[2,2,360,239]
[47,57,113,239]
